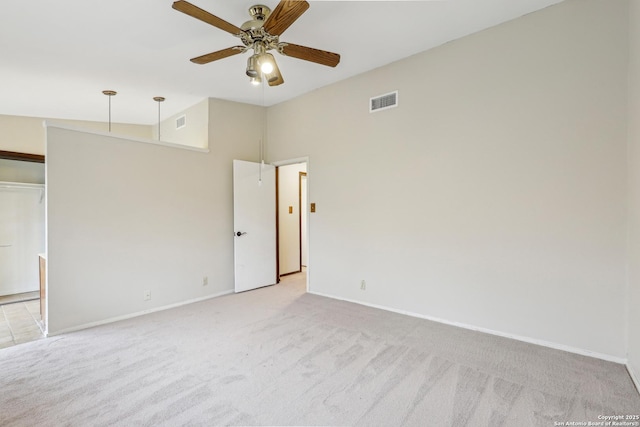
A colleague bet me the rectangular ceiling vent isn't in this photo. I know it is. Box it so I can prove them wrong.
[176,115,186,130]
[370,91,398,113]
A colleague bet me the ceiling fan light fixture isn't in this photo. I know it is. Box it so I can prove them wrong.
[246,54,260,77]
[250,75,262,86]
[265,59,284,86]
[259,53,275,74]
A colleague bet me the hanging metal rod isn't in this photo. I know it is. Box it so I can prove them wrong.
[102,90,117,132]
[154,96,165,141]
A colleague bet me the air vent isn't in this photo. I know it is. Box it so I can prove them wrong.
[176,115,186,130]
[370,91,398,113]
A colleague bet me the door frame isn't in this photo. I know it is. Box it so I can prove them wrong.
[299,171,307,270]
[272,157,310,293]
[0,152,47,334]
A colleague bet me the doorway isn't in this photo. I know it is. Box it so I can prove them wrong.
[275,161,308,287]
[0,152,46,344]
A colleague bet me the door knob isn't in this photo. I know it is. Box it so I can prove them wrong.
[235,231,247,237]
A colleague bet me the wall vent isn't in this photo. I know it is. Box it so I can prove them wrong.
[370,91,398,113]
[176,115,186,130]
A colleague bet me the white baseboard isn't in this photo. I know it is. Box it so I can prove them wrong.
[308,291,627,365]
[48,289,234,336]
[628,363,640,394]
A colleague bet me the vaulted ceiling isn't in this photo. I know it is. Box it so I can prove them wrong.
[0,0,563,125]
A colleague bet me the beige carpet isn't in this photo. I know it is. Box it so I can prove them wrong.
[0,273,638,426]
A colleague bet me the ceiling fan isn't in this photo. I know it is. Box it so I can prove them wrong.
[172,0,341,87]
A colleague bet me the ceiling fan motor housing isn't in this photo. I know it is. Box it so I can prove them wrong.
[242,5,271,31]
[249,5,271,21]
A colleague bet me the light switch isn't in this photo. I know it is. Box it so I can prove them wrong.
[310,203,316,213]
[289,206,293,214]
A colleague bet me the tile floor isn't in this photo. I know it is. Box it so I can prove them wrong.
[0,291,40,306]
[0,300,44,349]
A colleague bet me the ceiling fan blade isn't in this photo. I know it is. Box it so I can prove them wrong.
[263,1,309,36]
[281,43,340,67]
[191,46,245,64]
[172,1,242,36]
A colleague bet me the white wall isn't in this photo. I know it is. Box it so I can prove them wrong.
[0,115,47,155]
[0,159,44,184]
[46,97,263,334]
[627,0,640,388]
[0,114,152,155]
[268,0,628,359]
[153,99,209,149]
[278,162,307,275]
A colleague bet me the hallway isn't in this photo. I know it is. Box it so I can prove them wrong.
[0,299,44,349]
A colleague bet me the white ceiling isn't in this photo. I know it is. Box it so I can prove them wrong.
[0,0,563,125]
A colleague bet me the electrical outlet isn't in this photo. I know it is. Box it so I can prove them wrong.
[143,290,151,301]
[360,280,366,290]
[203,276,208,286]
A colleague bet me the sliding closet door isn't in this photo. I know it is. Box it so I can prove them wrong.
[0,184,45,296]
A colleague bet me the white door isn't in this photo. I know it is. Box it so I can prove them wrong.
[233,160,276,293]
